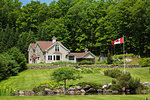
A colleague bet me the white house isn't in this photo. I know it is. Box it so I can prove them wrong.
[28,36,96,64]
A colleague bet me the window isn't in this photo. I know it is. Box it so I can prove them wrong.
[48,55,52,60]
[56,55,60,60]
[69,56,74,60]
[55,45,59,51]
[37,57,40,60]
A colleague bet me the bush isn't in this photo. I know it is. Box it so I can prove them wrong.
[52,61,76,65]
[104,69,122,78]
[76,82,102,89]
[128,78,140,91]
[3,53,20,76]
[139,58,150,67]
[111,84,122,91]
[80,67,101,74]
[33,81,61,93]
[95,59,107,65]
[7,47,27,71]
[107,52,113,64]
[0,86,15,96]
[0,54,9,80]
[78,60,93,65]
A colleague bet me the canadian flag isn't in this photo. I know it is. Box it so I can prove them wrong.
[111,37,124,46]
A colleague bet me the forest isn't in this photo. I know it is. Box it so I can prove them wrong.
[0,0,150,59]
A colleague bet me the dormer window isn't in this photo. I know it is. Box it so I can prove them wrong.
[55,45,59,51]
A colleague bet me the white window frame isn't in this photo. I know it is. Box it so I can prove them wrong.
[55,45,59,52]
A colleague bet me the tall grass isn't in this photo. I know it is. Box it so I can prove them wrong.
[0,85,15,96]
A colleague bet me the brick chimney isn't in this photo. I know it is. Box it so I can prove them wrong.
[52,36,56,43]
[84,48,88,52]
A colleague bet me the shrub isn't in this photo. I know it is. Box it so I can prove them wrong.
[111,84,122,91]
[117,72,131,81]
[139,58,150,67]
[78,60,93,65]
[128,78,140,91]
[95,59,107,65]
[0,86,15,96]
[107,52,113,64]
[3,53,20,76]
[0,54,9,80]
[7,47,27,71]
[33,81,61,93]
[52,61,76,65]
[104,69,122,78]
[76,82,102,89]
[52,67,82,94]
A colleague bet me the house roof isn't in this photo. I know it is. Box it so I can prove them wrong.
[30,43,35,50]
[70,52,89,58]
[37,41,54,51]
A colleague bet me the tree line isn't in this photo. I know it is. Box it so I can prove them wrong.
[0,0,150,60]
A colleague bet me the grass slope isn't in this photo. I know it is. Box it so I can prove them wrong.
[0,95,149,100]
[0,69,113,90]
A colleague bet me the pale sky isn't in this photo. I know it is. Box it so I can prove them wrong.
[19,0,57,6]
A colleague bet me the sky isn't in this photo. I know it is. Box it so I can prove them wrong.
[19,0,56,6]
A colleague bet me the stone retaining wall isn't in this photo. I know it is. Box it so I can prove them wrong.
[27,65,140,69]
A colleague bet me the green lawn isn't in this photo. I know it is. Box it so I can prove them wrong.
[0,69,113,90]
[0,67,150,91]
[0,95,149,100]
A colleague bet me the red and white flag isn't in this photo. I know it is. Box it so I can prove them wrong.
[111,37,124,46]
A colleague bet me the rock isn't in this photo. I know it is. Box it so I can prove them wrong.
[24,90,34,96]
[102,85,107,89]
[74,90,81,95]
[83,85,91,90]
[75,86,82,90]
[141,90,147,94]
[68,91,75,95]
[86,88,96,93]
[68,87,75,91]
[80,89,86,95]
[112,90,119,94]
[19,91,24,96]
[45,88,54,95]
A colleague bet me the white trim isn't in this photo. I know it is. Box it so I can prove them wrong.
[83,51,96,58]
[46,42,70,52]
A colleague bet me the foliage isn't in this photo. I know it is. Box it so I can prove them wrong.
[107,52,113,64]
[3,53,20,76]
[76,82,102,89]
[95,60,107,65]
[105,69,142,93]
[7,47,27,71]
[80,67,101,74]
[0,54,9,80]
[51,67,82,94]
[104,69,123,78]
[51,61,77,65]
[33,81,60,93]
[0,85,15,96]
[111,84,122,91]
[139,58,150,67]
[78,60,93,65]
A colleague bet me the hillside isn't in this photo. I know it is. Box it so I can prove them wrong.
[0,67,150,91]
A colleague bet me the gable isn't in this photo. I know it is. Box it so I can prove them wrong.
[46,42,70,52]
[83,53,95,58]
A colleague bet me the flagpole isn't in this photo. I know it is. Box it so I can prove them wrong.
[123,35,126,73]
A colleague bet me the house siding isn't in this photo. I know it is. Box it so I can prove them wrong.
[35,44,44,63]
[28,46,34,64]
[46,43,70,63]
